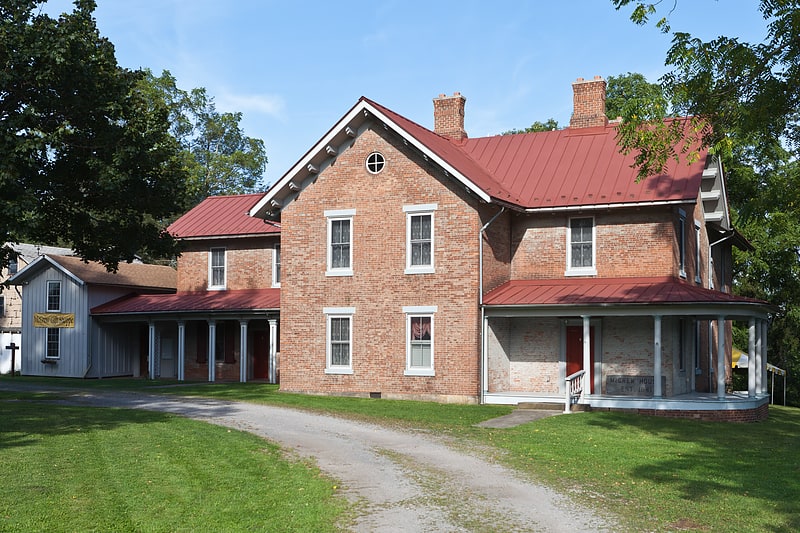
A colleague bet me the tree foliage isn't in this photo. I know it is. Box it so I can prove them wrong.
[502,118,560,135]
[0,0,188,270]
[613,0,800,404]
[140,70,267,209]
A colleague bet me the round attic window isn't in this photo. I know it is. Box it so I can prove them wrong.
[365,152,386,174]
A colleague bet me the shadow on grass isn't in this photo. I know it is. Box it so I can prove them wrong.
[581,407,800,531]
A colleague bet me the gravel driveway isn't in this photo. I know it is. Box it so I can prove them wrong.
[2,383,617,532]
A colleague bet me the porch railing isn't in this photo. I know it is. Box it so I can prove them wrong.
[565,369,586,413]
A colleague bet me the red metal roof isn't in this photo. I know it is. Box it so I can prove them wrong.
[461,123,704,210]
[483,277,767,307]
[168,194,279,239]
[91,288,280,315]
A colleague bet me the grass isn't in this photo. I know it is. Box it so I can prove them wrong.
[0,389,348,532]
[3,376,800,532]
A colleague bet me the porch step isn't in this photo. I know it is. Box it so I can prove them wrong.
[517,402,590,412]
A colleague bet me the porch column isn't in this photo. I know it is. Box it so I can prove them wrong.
[268,318,278,384]
[239,320,249,383]
[208,320,216,382]
[755,319,763,394]
[748,318,756,398]
[761,319,769,395]
[148,321,157,380]
[177,321,186,382]
[582,315,591,398]
[653,315,663,397]
[716,316,726,399]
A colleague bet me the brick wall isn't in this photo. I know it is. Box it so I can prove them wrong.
[177,236,278,292]
[592,402,769,422]
[279,125,485,402]
[510,207,676,279]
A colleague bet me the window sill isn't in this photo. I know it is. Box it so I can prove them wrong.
[326,269,353,277]
[404,369,435,377]
[564,268,597,277]
[207,286,226,291]
[324,368,353,375]
[41,358,59,364]
[404,266,435,275]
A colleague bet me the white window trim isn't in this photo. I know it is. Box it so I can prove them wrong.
[325,209,355,277]
[46,327,60,359]
[324,307,355,374]
[403,305,437,376]
[403,204,437,274]
[565,217,597,276]
[272,243,281,288]
[46,281,61,312]
[694,221,702,284]
[678,208,687,279]
[208,247,227,290]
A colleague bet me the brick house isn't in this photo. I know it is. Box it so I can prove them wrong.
[249,76,774,420]
[91,194,281,382]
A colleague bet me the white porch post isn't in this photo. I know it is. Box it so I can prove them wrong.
[481,313,488,403]
[653,315,663,397]
[148,321,157,379]
[208,320,216,382]
[755,319,763,394]
[268,318,278,384]
[748,318,756,398]
[761,319,769,395]
[239,320,248,383]
[716,316,726,399]
[177,321,185,382]
[582,315,591,398]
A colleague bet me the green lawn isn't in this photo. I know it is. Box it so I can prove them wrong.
[2,377,799,532]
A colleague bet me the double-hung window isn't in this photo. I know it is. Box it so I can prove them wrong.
[325,209,354,276]
[404,204,436,274]
[47,281,61,312]
[694,221,702,284]
[272,244,281,287]
[46,328,60,359]
[324,308,354,374]
[209,247,226,289]
[566,217,596,276]
[403,306,436,376]
[678,209,687,278]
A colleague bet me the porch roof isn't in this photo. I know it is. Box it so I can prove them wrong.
[91,288,280,316]
[483,277,772,317]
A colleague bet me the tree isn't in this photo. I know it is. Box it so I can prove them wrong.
[605,72,669,120]
[140,70,267,208]
[612,1,800,405]
[502,118,560,135]
[0,0,188,270]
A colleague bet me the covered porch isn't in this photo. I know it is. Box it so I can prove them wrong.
[481,277,775,421]
[91,288,280,383]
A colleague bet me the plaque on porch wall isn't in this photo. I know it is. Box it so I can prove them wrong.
[606,375,667,396]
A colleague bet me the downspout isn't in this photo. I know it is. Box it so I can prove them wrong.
[479,206,505,404]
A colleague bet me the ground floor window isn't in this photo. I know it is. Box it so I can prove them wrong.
[46,328,59,358]
[404,306,436,376]
[324,307,354,374]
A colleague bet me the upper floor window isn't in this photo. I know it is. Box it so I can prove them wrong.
[47,281,61,312]
[325,209,355,276]
[0,295,5,317]
[365,152,386,174]
[209,247,226,289]
[566,217,596,276]
[7,257,17,275]
[678,209,687,278]
[403,306,437,376]
[324,307,355,374]
[694,221,702,284]
[404,204,437,274]
[272,244,281,287]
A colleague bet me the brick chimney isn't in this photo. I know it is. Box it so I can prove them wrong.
[433,92,468,142]
[569,76,608,129]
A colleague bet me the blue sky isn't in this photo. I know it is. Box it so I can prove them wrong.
[43,1,768,187]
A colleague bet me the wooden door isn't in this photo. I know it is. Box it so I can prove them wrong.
[566,325,595,393]
[252,330,269,380]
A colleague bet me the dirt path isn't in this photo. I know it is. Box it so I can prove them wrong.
[2,384,617,532]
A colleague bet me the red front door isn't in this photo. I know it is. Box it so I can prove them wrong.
[566,325,595,393]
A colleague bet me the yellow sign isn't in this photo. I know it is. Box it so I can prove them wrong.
[33,313,75,328]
